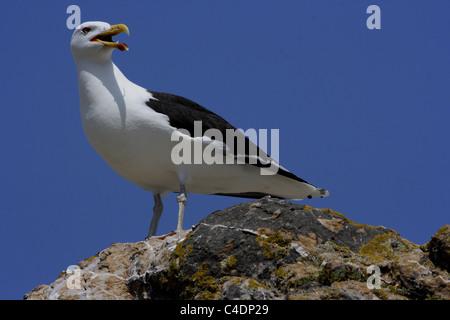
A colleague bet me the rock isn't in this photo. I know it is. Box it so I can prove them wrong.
[422,225,450,272]
[24,198,450,300]
[24,231,190,300]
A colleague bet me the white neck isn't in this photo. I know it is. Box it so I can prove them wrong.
[74,55,131,112]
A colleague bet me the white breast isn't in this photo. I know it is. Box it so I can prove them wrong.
[77,61,180,193]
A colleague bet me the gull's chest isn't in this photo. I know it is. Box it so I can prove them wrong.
[78,75,175,170]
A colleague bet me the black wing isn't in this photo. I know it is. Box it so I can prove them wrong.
[146,90,310,186]
[146,90,235,137]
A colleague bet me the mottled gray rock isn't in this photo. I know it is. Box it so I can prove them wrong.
[140,197,393,299]
[25,198,450,300]
[423,225,450,272]
[24,231,190,300]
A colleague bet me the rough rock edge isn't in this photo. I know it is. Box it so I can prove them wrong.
[24,198,450,300]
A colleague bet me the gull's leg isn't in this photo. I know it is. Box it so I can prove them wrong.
[176,184,187,233]
[147,193,163,238]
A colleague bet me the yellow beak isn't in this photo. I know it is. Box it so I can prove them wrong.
[90,24,130,51]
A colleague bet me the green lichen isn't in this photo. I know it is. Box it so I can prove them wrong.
[320,288,343,300]
[435,225,450,237]
[321,208,380,230]
[297,275,317,286]
[85,252,99,262]
[256,234,291,259]
[317,265,366,286]
[372,288,390,300]
[373,285,408,300]
[275,266,291,279]
[421,258,435,269]
[220,254,237,274]
[327,241,353,255]
[358,232,397,263]
[396,286,410,297]
[247,278,269,290]
[168,231,195,273]
[168,242,193,276]
[285,274,318,290]
[189,262,218,300]
[228,277,269,290]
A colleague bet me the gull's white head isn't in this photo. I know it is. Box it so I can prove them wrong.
[70,21,129,60]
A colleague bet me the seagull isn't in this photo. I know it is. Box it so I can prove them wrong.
[70,21,329,238]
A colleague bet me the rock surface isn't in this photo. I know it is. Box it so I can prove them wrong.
[24,198,450,300]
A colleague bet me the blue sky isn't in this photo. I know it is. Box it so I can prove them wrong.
[1,1,449,299]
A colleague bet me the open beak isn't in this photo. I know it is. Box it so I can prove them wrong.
[90,24,130,51]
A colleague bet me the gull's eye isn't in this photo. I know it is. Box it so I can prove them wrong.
[82,27,91,34]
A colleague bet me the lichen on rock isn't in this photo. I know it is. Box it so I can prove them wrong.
[24,198,450,300]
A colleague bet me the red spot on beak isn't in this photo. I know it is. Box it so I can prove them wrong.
[117,43,128,51]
